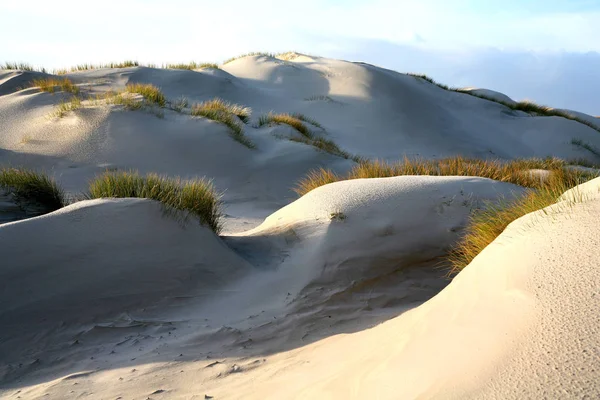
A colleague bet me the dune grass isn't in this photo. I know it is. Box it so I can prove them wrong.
[0,168,66,213]
[51,96,82,118]
[165,62,220,70]
[295,155,596,273]
[222,52,278,65]
[571,138,600,158]
[61,61,139,73]
[124,83,166,107]
[192,98,251,123]
[31,77,80,95]
[257,113,314,137]
[172,96,189,112]
[447,174,586,272]
[88,171,222,233]
[2,62,40,72]
[191,99,254,148]
[294,156,598,196]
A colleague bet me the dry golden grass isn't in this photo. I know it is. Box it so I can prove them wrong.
[447,171,589,272]
[257,113,313,137]
[193,98,251,123]
[165,62,219,70]
[295,156,597,196]
[125,83,166,107]
[191,99,254,148]
[31,77,80,95]
[295,155,597,274]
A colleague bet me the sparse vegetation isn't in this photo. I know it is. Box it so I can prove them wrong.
[330,211,347,221]
[87,171,222,233]
[0,168,66,214]
[50,96,82,118]
[447,176,586,272]
[407,73,600,134]
[304,95,338,103]
[223,52,278,65]
[191,99,254,148]
[294,156,598,196]
[31,77,80,95]
[165,62,219,70]
[62,61,139,73]
[2,62,37,71]
[222,51,307,65]
[172,96,189,112]
[125,83,166,107]
[571,138,600,158]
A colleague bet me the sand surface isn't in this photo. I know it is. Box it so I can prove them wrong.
[1,54,600,399]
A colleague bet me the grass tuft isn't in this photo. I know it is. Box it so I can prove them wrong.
[67,61,139,72]
[192,98,251,123]
[125,83,166,107]
[31,77,80,95]
[51,96,82,118]
[257,113,313,138]
[191,99,254,148]
[87,171,222,233]
[165,62,220,70]
[2,62,36,71]
[0,168,66,214]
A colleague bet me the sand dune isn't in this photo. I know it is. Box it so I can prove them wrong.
[1,54,600,399]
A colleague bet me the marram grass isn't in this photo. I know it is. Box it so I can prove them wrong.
[125,83,166,107]
[88,171,223,233]
[294,156,598,196]
[191,99,254,148]
[31,77,80,95]
[0,168,66,213]
[447,174,590,272]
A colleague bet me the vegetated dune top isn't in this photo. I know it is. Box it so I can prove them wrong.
[1,54,599,223]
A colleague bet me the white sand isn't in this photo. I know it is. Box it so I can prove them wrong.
[1,54,600,399]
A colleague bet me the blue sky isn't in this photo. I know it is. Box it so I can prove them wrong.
[1,0,599,114]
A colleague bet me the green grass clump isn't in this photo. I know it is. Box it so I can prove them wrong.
[191,99,254,148]
[447,172,588,272]
[125,83,166,107]
[88,171,222,233]
[51,96,82,118]
[0,168,66,214]
[294,156,598,196]
[192,98,251,123]
[165,62,219,70]
[31,77,80,95]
